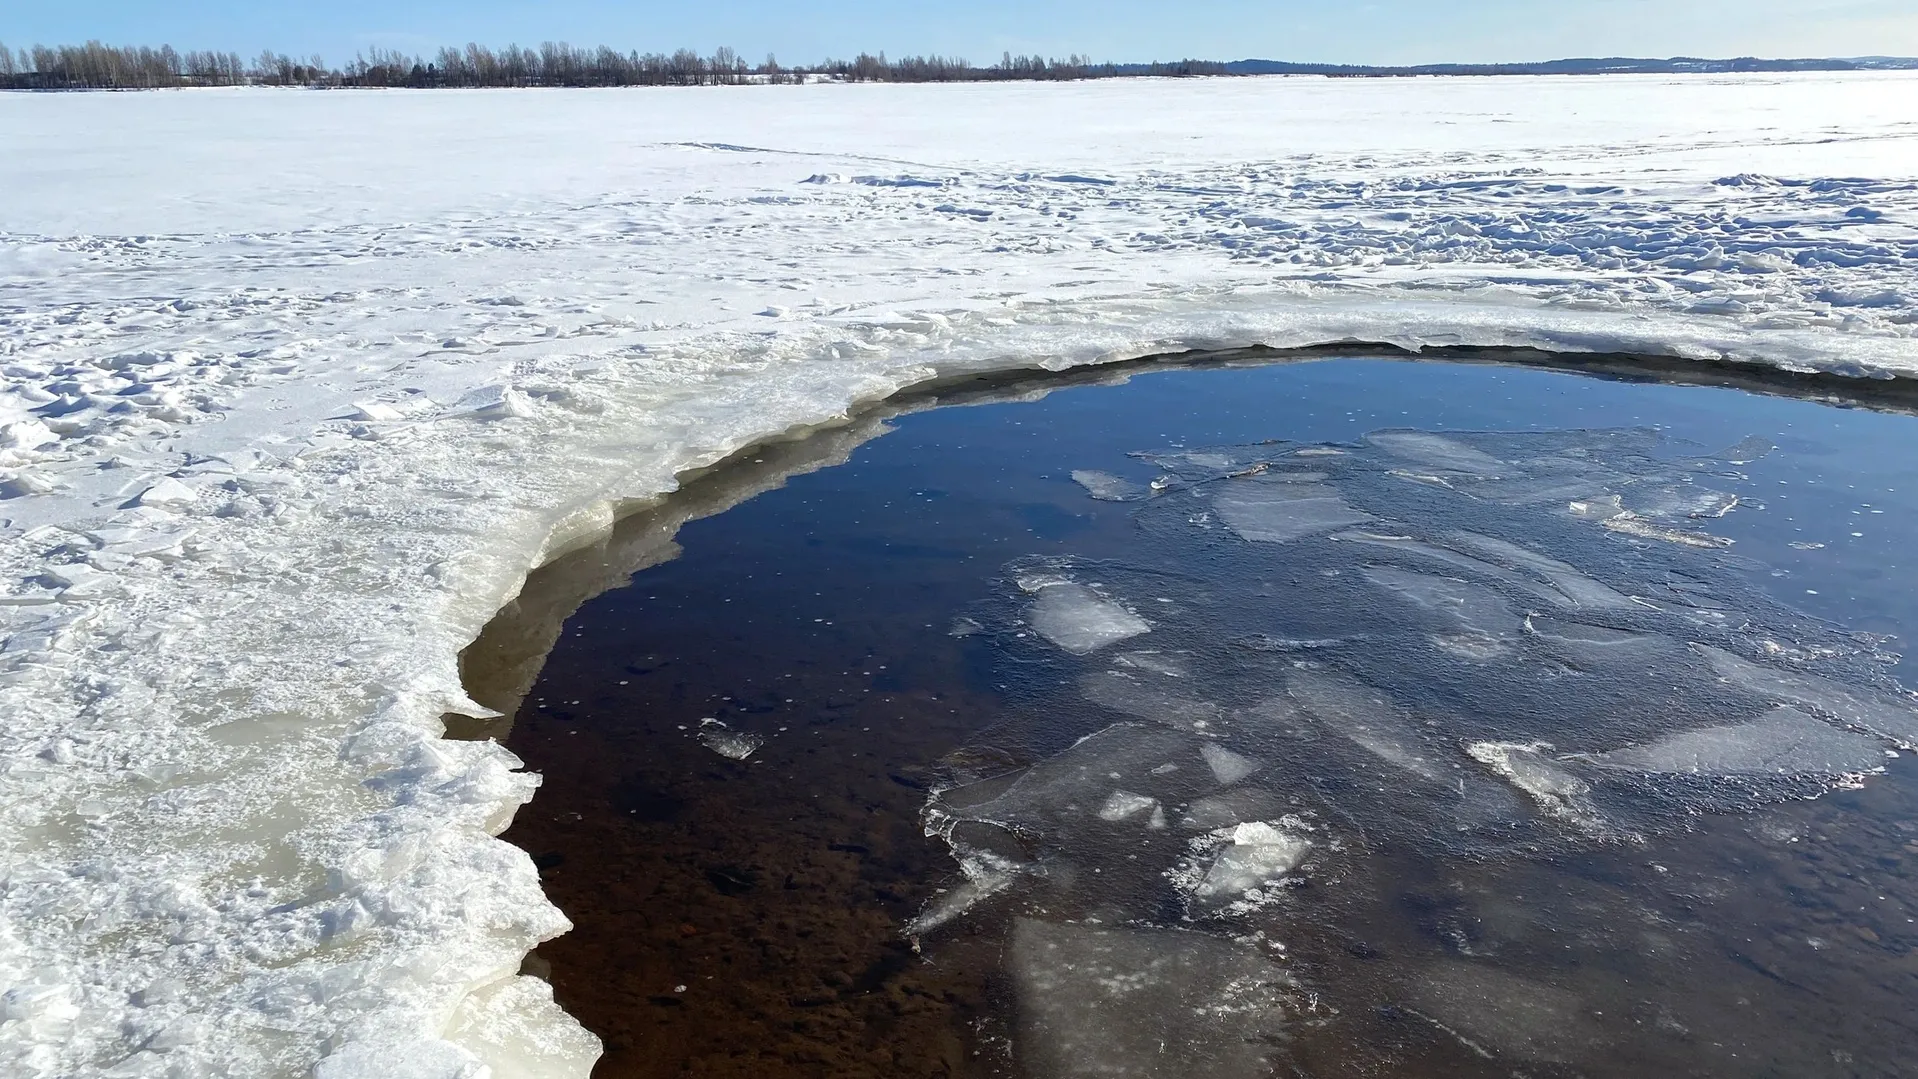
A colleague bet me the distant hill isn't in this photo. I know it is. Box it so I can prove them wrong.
[1167,56,1918,77]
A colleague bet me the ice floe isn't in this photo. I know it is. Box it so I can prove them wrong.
[1010,918,1294,1079]
[1026,581,1152,655]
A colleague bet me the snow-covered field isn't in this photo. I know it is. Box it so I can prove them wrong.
[1,73,1915,1078]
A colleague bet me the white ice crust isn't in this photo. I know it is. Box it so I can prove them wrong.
[1,74,1915,1078]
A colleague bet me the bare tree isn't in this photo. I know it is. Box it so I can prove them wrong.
[0,37,1138,90]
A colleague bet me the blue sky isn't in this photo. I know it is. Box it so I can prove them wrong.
[6,0,1916,66]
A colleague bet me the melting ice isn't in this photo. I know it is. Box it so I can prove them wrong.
[914,424,1918,1075]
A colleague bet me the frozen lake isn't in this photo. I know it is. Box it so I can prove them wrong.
[481,352,1918,1077]
[3,74,1917,1078]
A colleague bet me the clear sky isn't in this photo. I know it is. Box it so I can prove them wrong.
[5,0,1917,67]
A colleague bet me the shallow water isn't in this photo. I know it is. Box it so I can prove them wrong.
[479,354,1918,1078]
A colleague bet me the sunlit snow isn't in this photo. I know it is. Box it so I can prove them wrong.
[1,73,1916,1079]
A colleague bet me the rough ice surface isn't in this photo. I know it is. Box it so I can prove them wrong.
[3,74,1918,1077]
[1009,918,1293,1079]
[1028,581,1152,654]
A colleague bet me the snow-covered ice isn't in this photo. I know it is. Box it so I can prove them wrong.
[3,72,1917,1078]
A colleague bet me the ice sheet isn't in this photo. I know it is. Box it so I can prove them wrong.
[3,73,1917,1079]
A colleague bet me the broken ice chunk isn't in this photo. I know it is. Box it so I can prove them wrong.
[1027,582,1150,654]
[1364,430,1506,477]
[1287,670,1448,782]
[1177,820,1314,908]
[1579,706,1886,776]
[1232,633,1349,653]
[1112,650,1190,677]
[1628,485,1740,520]
[1097,790,1159,822]
[136,477,197,508]
[1010,919,1292,1079]
[1071,470,1149,502]
[1200,743,1260,785]
[1572,500,1732,548]
[1407,961,1605,1064]
[1213,478,1373,542]
[1443,531,1635,610]
[695,719,762,760]
[1083,670,1225,733]
[1696,645,1918,747]
[1361,565,1521,655]
[1712,434,1774,465]
[1465,742,1604,834]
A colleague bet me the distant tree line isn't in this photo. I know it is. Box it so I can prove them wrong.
[0,39,1242,90]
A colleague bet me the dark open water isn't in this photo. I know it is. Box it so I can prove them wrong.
[464,352,1918,1078]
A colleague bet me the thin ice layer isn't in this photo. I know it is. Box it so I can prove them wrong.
[1407,962,1606,1064]
[1698,645,1918,746]
[1287,670,1450,782]
[1072,470,1150,502]
[1010,918,1293,1079]
[1213,479,1375,542]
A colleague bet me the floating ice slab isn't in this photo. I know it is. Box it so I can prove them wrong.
[696,718,763,761]
[1287,670,1449,782]
[1699,646,1918,747]
[1176,820,1314,909]
[930,723,1219,842]
[1082,670,1226,733]
[1071,470,1150,502]
[1366,431,1507,477]
[1408,961,1605,1064]
[1466,742,1606,834]
[1361,564,1523,654]
[1443,531,1636,610]
[1010,919,1292,1079]
[1213,479,1374,542]
[1028,583,1151,654]
[1585,705,1888,776]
